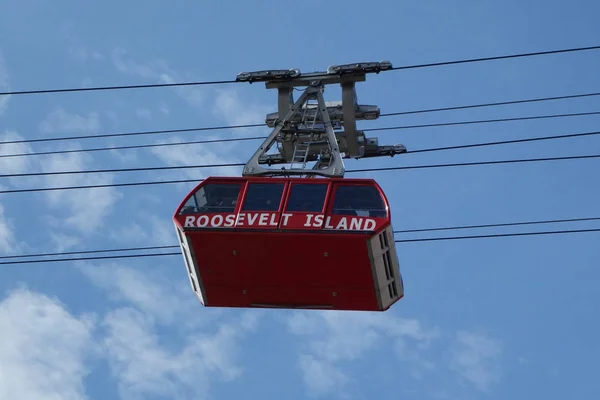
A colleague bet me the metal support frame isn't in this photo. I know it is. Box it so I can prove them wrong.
[236,62,407,178]
[242,82,345,177]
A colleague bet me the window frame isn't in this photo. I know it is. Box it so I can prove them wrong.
[239,181,288,213]
[326,182,389,218]
[179,181,243,214]
[283,181,332,214]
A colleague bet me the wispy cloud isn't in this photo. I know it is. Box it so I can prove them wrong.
[149,135,243,181]
[102,306,259,400]
[60,23,105,65]
[41,151,122,236]
[0,276,263,400]
[80,261,264,399]
[80,264,202,327]
[286,311,440,397]
[34,107,122,237]
[108,213,175,247]
[108,48,270,169]
[211,87,270,129]
[0,203,18,254]
[297,354,349,396]
[110,47,206,109]
[0,131,35,183]
[0,288,96,400]
[39,106,101,135]
[449,330,503,392]
[0,131,35,255]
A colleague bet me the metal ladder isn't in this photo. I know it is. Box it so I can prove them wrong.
[290,97,319,169]
[291,138,311,168]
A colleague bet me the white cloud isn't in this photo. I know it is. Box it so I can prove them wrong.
[0,283,261,400]
[61,23,105,65]
[80,260,266,398]
[108,47,271,176]
[211,88,269,129]
[297,354,348,396]
[286,311,440,397]
[449,331,502,392]
[67,45,104,64]
[158,71,205,109]
[108,147,139,164]
[149,134,244,181]
[102,306,260,400]
[108,213,175,247]
[48,232,82,252]
[110,47,205,109]
[0,131,35,255]
[41,151,122,234]
[79,261,249,334]
[39,107,101,135]
[0,128,120,245]
[0,288,96,400]
[0,203,18,254]
[109,47,268,133]
[80,264,197,327]
[0,130,35,181]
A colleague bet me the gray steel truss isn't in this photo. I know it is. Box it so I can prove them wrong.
[236,62,407,178]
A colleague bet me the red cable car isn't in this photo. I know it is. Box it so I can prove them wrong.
[173,176,403,311]
[173,62,407,311]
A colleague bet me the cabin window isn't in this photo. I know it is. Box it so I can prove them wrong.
[285,183,329,212]
[242,183,285,211]
[180,183,242,214]
[331,185,387,218]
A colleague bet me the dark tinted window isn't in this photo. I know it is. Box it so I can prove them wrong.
[286,183,328,212]
[242,183,285,211]
[180,183,242,214]
[332,185,387,217]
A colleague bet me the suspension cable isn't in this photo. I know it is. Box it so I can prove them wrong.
[2,45,598,97]
[1,227,598,265]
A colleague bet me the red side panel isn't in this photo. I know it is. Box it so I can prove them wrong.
[186,230,381,311]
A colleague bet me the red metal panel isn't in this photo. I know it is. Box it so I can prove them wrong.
[184,230,382,311]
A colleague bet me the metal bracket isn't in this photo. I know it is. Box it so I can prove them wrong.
[242,82,345,178]
[237,61,407,178]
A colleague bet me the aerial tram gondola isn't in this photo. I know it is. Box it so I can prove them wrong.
[173,62,407,311]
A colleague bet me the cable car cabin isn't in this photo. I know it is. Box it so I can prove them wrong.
[172,177,404,312]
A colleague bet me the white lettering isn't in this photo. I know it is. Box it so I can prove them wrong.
[247,213,259,225]
[211,215,224,227]
[336,217,348,230]
[236,213,246,225]
[269,213,278,226]
[313,214,324,227]
[259,213,269,226]
[281,213,292,226]
[180,213,379,231]
[325,216,334,228]
[349,217,362,230]
[196,215,209,227]
[184,216,195,227]
[224,214,235,227]
[363,218,376,230]
[304,214,314,227]
[321,216,378,231]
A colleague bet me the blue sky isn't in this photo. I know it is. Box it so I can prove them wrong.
[1,0,599,399]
